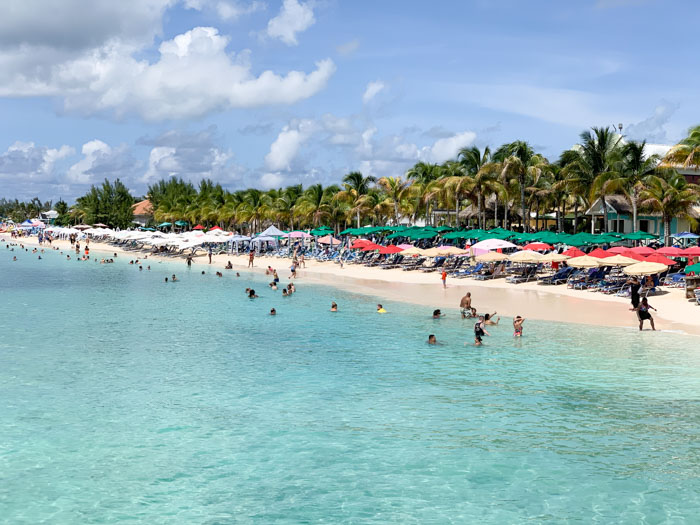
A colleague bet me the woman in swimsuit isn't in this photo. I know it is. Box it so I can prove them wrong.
[513,316,524,337]
[474,316,489,346]
[634,297,656,331]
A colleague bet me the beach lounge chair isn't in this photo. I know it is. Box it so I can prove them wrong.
[538,266,574,285]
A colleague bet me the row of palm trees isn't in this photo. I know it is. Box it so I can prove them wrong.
[144,126,700,239]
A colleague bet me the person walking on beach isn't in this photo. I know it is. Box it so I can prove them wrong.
[300,253,306,268]
[248,250,255,268]
[460,292,476,319]
[441,270,447,288]
[513,316,525,337]
[474,316,489,346]
[634,298,656,331]
[289,262,297,279]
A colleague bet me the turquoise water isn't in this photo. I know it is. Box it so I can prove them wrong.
[2,242,700,523]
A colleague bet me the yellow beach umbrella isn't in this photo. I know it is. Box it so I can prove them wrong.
[475,251,508,262]
[567,255,601,268]
[508,250,543,263]
[401,247,427,256]
[540,252,570,263]
[600,254,637,267]
[622,261,668,276]
[421,247,442,257]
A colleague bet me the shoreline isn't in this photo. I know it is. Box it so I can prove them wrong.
[4,233,699,336]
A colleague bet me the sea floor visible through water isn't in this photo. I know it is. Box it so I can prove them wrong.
[2,246,700,523]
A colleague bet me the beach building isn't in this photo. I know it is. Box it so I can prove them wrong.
[132,199,153,227]
[585,195,700,237]
[39,210,58,224]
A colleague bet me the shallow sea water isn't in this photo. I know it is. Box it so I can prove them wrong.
[2,242,700,523]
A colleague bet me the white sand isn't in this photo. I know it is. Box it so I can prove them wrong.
[4,233,699,336]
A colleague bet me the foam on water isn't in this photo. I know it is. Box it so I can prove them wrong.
[2,244,700,523]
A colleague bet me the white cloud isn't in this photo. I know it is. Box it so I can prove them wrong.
[362,80,385,104]
[140,127,234,183]
[625,100,680,143]
[0,141,73,181]
[0,26,335,120]
[336,39,360,56]
[260,172,285,188]
[0,0,172,51]
[266,0,315,45]
[264,119,317,171]
[424,131,477,163]
[216,1,265,20]
[66,140,135,185]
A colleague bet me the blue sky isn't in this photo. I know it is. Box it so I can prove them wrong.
[1,0,698,202]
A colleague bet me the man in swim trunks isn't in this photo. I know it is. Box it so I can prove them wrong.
[513,316,525,337]
[460,292,476,319]
[474,316,489,346]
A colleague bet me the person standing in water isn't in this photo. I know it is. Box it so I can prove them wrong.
[634,297,656,331]
[513,316,525,337]
[460,292,476,319]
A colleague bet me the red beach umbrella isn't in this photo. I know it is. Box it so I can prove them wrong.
[209,225,222,231]
[620,249,646,261]
[193,224,204,230]
[656,246,683,256]
[378,244,403,254]
[643,253,677,266]
[680,246,700,257]
[630,246,655,255]
[360,242,382,251]
[607,246,631,254]
[523,242,552,251]
[588,247,612,258]
[563,247,585,257]
[350,239,371,249]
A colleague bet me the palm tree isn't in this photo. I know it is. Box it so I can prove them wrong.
[377,176,411,225]
[294,184,339,226]
[336,171,376,227]
[581,127,623,233]
[662,125,700,169]
[639,171,700,245]
[439,161,472,227]
[496,141,549,232]
[406,162,443,225]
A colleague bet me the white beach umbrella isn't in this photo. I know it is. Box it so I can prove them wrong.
[472,238,517,250]
[599,254,637,267]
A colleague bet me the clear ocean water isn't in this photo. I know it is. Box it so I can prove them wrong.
[2,241,700,524]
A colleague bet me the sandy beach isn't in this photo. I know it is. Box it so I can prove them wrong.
[4,232,699,336]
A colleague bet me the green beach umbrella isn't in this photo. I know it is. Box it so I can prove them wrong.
[685,263,700,275]
[157,221,172,228]
[174,220,188,227]
[622,231,657,241]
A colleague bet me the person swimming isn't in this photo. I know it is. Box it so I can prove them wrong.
[270,308,276,316]
[484,312,500,325]
[171,274,178,282]
[427,334,437,345]
[474,316,490,346]
[248,289,258,298]
[513,316,525,337]
[330,302,338,312]
[377,304,387,313]
[282,289,288,297]
[432,309,444,319]
[270,282,278,290]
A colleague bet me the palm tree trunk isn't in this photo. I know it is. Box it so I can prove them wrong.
[664,216,670,246]
[494,197,498,228]
[632,192,638,233]
[356,210,360,228]
[477,194,483,229]
[519,175,527,232]
[455,198,460,228]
